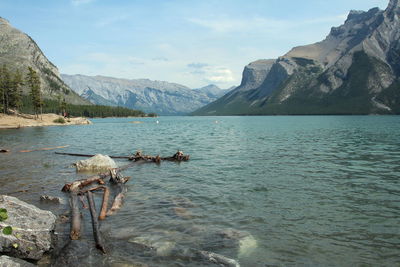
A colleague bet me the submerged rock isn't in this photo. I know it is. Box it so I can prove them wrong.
[40,195,64,204]
[218,228,258,258]
[51,240,91,267]
[0,195,57,260]
[75,154,117,172]
[129,234,176,257]
[0,255,35,267]
[196,250,240,267]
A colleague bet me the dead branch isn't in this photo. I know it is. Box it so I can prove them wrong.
[70,193,81,240]
[79,186,110,221]
[78,194,88,209]
[55,152,131,159]
[99,187,110,221]
[19,145,69,153]
[86,191,106,253]
[106,177,130,216]
[62,175,105,193]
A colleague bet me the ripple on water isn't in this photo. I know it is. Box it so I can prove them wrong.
[1,116,400,266]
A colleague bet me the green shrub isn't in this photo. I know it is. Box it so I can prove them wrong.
[53,117,66,124]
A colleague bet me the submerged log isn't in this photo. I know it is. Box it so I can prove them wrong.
[78,194,88,209]
[86,191,106,254]
[19,145,69,153]
[80,186,110,221]
[106,177,130,216]
[70,193,81,240]
[62,175,105,193]
[62,161,136,193]
[56,150,189,162]
[99,186,110,221]
[55,152,132,159]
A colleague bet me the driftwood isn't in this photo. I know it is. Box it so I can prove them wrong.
[70,193,81,240]
[56,150,190,163]
[55,152,131,159]
[62,175,105,193]
[79,186,110,221]
[107,176,130,216]
[19,145,69,153]
[129,150,189,162]
[86,191,106,253]
[62,162,137,193]
[78,194,88,209]
[99,187,110,220]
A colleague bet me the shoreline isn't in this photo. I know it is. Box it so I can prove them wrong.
[0,113,92,129]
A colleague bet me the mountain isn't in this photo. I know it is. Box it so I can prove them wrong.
[193,0,400,115]
[0,17,88,105]
[62,74,231,115]
[194,84,231,98]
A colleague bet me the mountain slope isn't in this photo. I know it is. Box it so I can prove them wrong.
[193,0,400,115]
[62,74,230,115]
[0,17,88,105]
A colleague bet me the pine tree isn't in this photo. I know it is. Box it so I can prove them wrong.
[0,65,12,114]
[9,69,23,112]
[26,67,42,119]
[61,98,67,116]
[0,66,3,113]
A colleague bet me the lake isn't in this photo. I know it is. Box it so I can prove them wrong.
[0,116,399,266]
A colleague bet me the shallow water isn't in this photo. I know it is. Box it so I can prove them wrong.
[0,116,399,266]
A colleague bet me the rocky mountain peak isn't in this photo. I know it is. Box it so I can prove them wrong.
[62,74,228,115]
[345,7,381,23]
[238,59,276,92]
[194,0,400,116]
[387,0,399,10]
[0,17,10,25]
[386,0,400,18]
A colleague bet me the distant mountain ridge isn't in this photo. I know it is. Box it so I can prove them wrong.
[62,74,231,115]
[0,17,88,105]
[193,0,400,115]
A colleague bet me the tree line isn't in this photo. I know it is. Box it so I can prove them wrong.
[0,65,45,118]
[0,64,153,118]
[20,96,147,118]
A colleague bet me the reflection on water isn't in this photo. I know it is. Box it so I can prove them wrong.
[1,116,400,266]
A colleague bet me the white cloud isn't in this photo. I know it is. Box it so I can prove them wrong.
[95,15,130,27]
[187,63,235,84]
[188,14,348,34]
[71,0,94,6]
[188,16,281,33]
[206,67,235,83]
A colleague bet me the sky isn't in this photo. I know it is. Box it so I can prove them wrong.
[0,0,389,89]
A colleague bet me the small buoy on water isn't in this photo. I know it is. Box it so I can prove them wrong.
[156,120,159,124]
[215,120,219,124]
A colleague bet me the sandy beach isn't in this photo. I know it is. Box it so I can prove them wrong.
[0,113,92,129]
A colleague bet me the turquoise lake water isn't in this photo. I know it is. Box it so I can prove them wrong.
[0,116,399,266]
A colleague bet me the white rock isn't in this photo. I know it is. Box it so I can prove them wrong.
[0,195,56,260]
[75,154,117,172]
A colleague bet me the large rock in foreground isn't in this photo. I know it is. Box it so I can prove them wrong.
[0,195,56,260]
[75,154,118,172]
[0,255,35,267]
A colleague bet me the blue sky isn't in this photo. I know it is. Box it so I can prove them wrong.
[0,0,389,88]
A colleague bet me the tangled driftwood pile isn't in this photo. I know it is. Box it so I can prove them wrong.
[55,150,190,162]
[59,150,190,253]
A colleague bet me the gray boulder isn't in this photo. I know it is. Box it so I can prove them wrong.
[75,154,117,172]
[0,195,57,260]
[0,255,35,267]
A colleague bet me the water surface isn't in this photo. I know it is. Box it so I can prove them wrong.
[0,116,399,266]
